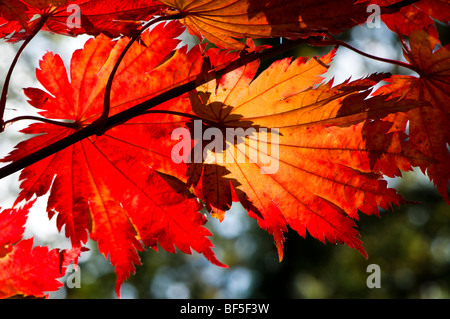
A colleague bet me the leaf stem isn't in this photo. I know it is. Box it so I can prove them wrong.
[312,37,418,74]
[0,15,49,132]
[94,14,183,135]
[143,110,200,121]
[3,115,80,129]
[143,110,220,126]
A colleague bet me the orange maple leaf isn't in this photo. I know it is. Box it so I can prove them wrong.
[185,49,430,260]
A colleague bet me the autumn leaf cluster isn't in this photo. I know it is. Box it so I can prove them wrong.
[0,0,448,298]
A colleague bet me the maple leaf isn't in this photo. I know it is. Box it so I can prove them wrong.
[371,0,450,37]
[185,49,431,260]
[0,201,81,299]
[0,21,225,296]
[0,0,168,41]
[0,0,29,38]
[158,0,374,50]
[0,200,33,255]
[374,30,450,202]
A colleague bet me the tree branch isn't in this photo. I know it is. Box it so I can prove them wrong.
[0,36,312,179]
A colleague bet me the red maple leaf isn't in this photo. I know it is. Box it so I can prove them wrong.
[0,0,168,41]
[374,30,450,202]
[1,21,225,296]
[370,0,450,37]
[0,201,81,299]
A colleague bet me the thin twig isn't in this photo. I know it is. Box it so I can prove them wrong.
[0,15,49,132]
[311,37,418,73]
[143,110,201,121]
[3,115,80,129]
[143,110,221,126]
[94,14,183,135]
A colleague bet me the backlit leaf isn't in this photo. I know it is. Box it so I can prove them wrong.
[372,0,450,37]
[187,49,430,260]
[375,30,450,202]
[0,202,81,299]
[159,0,373,50]
[1,21,225,296]
[0,0,168,41]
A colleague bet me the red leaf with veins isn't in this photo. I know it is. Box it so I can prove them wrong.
[0,201,81,299]
[1,21,225,297]
[0,0,168,41]
[374,30,450,202]
[370,0,450,37]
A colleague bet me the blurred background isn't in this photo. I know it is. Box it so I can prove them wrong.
[0,19,449,299]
